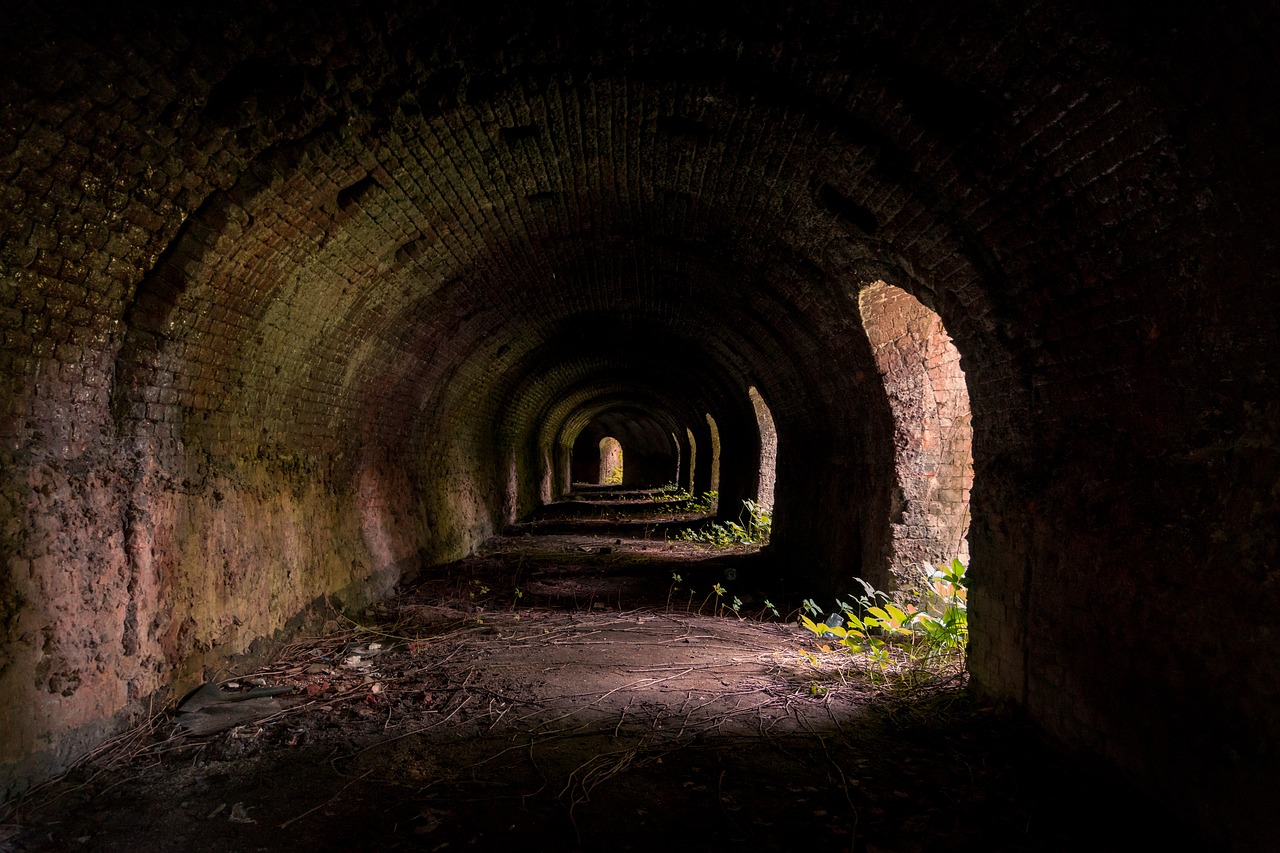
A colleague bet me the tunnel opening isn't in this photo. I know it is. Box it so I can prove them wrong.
[598,436,623,485]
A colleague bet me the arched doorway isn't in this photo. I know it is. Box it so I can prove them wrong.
[859,281,973,586]
[599,436,623,485]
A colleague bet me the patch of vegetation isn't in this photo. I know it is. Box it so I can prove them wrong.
[673,498,770,546]
[650,485,718,515]
[798,558,968,683]
[665,572,780,621]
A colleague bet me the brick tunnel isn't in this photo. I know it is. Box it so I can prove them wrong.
[1,1,1277,849]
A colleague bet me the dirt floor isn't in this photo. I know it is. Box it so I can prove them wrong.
[1,495,1190,852]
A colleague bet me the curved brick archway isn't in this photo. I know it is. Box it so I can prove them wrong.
[859,281,973,589]
[597,437,623,486]
[0,2,1276,847]
[748,386,777,512]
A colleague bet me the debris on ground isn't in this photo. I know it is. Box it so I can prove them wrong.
[174,682,295,736]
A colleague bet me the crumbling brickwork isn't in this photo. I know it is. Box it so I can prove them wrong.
[859,280,972,587]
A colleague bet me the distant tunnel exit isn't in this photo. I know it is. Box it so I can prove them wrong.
[599,436,623,485]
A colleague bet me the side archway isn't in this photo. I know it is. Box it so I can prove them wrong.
[749,386,777,512]
[599,437,624,485]
[859,281,973,588]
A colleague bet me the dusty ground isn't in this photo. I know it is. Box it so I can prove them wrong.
[1,497,1189,852]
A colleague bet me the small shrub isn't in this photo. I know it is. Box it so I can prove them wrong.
[798,558,969,682]
[741,499,772,542]
[909,558,968,660]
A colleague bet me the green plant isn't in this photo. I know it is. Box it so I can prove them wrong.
[666,573,683,612]
[741,499,772,542]
[661,489,716,515]
[689,490,718,514]
[910,558,968,660]
[698,581,727,615]
[797,558,969,681]
[673,499,771,547]
[649,485,717,514]
[801,597,911,676]
[676,521,737,546]
[797,649,821,670]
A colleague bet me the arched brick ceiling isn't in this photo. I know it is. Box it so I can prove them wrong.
[513,355,725,443]
[572,408,676,463]
[110,74,912,469]
[536,384,691,455]
[10,0,1180,467]
[0,0,1202,639]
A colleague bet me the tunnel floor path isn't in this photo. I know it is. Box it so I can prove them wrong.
[4,491,1184,852]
